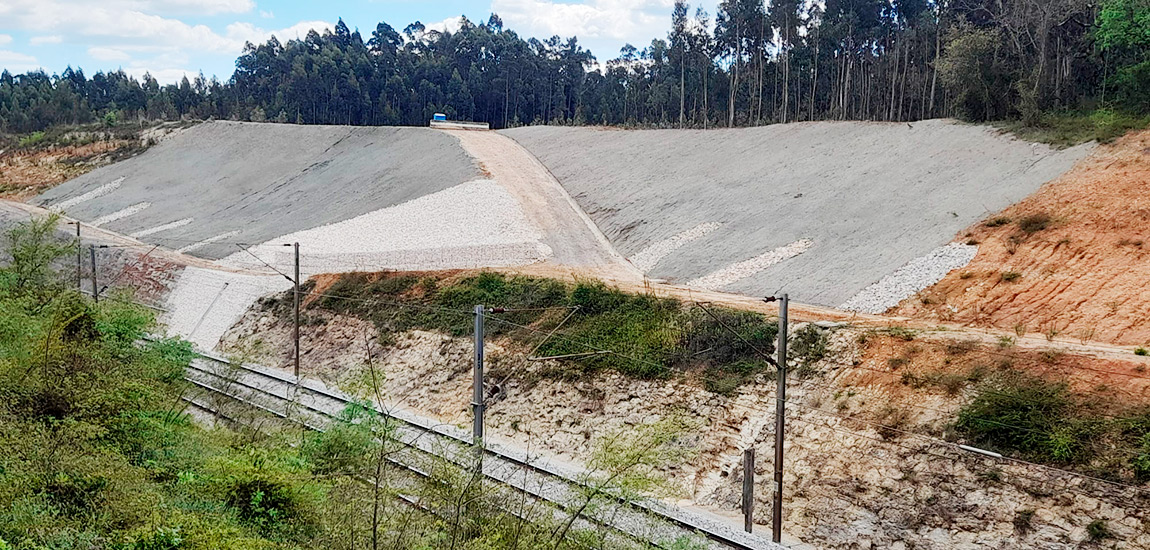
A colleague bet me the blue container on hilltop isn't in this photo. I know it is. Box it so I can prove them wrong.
[433,113,447,122]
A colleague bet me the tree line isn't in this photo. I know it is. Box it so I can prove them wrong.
[1,0,1147,135]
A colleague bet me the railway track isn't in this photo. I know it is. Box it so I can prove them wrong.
[183,352,783,550]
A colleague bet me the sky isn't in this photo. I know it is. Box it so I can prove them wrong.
[0,0,720,84]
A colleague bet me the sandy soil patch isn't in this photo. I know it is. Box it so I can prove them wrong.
[895,131,1150,346]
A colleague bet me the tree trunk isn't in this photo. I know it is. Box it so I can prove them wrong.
[671,56,680,127]
[782,17,790,124]
[729,29,739,127]
[928,18,940,117]
[809,32,819,121]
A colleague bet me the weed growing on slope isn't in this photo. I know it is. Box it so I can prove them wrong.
[1017,213,1051,234]
[956,373,1150,480]
[998,109,1150,147]
[310,271,781,385]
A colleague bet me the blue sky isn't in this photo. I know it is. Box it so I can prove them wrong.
[0,0,719,84]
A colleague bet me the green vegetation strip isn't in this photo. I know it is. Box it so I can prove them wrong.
[284,271,788,393]
[957,373,1150,483]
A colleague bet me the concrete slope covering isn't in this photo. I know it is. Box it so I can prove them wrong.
[504,120,1093,306]
[35,121,480,260]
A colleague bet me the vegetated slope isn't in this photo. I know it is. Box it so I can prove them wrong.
[0,123,178,199]
[34,121,479,259]
[218,270,1150,550]
[896,131,1150,346]
[504,120,1092,307]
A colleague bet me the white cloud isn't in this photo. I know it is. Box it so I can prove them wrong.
[259,9,273,18]
[0,50,41,73]
[492,0,674,41]
[0,35,11,45]
[425,15,465,35]
[0,0,331,83]
[225,20,334,45]
[88,46,132,61]
[0,1,265,53]
[147,0,254,15]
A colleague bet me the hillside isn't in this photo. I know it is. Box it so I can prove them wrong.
[34,121,480,260]
[896,130,1150,346]
[504,120,1093,308]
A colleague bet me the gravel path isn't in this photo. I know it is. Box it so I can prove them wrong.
[505,120,1092,306]
[219,179,550,275]
[450,130,640,281]
[839,243,978,314]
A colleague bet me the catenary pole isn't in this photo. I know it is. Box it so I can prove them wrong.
[89,245,98,303]
[293,242,300,381]
[743,448,755,533]
[472,305,485,447]
[772,294,789,543]
[75,222,82,291]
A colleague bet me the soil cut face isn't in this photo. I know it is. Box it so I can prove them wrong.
[896,130,1150,347]
[0,140,141,200]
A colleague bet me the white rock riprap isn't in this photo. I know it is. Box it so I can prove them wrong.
[630,222,721,272]
[686,239,814,291]
[162,266,291,351]
[840,243,977,314]
[219,179,551,276]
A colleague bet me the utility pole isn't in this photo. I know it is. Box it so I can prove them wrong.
[293,242,300,381]
[743,448,755,533]
[472,304,485,448]
[89,245,98,303]
[771,293,789,543]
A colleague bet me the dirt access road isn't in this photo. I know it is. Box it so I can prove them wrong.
[443,129,641,282]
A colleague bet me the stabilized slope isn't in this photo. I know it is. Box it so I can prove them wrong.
[504,120,1092,307]
[35,121,481,260]
[895,130,1150,346]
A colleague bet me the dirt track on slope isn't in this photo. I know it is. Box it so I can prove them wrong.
[896,130,1150,347]
[443,129,641,281]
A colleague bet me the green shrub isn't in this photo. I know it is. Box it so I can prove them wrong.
[956,374,1082,462]
[1013,509,1035,533]
[17,131,46,148]
[130,527,182,550]
[1001,271,1022,282]
[790,325,829,374]
[1131,433,1150,481]
[301,403,384,476]
[887,326,917,341]
[1087,519,1112,541]
[209,446,322,537]
[1017,213,1051,233]
[1135,347,1148,356]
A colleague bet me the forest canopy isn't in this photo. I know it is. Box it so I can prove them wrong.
[1,0,1147,135]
